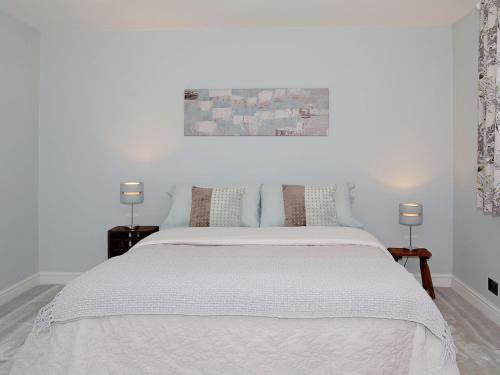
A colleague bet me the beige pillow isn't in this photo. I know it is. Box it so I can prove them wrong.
[282,185,337,226]
[190,187,244,227]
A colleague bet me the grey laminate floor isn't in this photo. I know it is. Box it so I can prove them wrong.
[0,285,62,375]
[435,288,500,374]
[0,286,499,374]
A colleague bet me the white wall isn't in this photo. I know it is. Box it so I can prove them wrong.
[38,27,453,274]
[0,11,39,290]
[453,11,500,308]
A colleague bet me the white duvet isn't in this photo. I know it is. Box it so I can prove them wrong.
[10,227,459,375]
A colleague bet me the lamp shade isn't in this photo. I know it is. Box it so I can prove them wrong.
[399,202,423,226]
[120,182,144,205]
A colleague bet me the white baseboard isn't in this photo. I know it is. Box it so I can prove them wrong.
[39,272,81,285]
[0,273,40,306]
[451,276,500,327]
[413,273,453,287]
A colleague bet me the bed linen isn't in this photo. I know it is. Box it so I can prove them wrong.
[162,184,261,228]
[260,183,364,228]
[11,227,459,375]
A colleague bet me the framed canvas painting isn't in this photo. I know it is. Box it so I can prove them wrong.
[184,88,329,136]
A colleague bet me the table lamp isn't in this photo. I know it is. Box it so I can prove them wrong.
[120,182,144,229]
[399,202,423,250]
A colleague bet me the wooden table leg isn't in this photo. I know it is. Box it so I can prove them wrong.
[420,257,435,299]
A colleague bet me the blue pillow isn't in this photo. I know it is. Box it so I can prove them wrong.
[260,183,363,228]
[161,184,261,229]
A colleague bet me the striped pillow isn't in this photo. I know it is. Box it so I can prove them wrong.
[282,185,337,226]
[190,187,245,227]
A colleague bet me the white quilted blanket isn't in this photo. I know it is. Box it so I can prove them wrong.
[34,227,455,363]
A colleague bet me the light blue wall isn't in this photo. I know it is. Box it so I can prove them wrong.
[38,27,454,274]
[453,11,500,308]
[0,11,39,290]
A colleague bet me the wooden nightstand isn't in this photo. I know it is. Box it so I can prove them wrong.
[107,226,159,258]
[387,248,435,300]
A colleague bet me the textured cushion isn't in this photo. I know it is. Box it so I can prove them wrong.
[209,187,244,227]
[304,185,337,226]
[161,184,260,229]
[282,185,336,226]
[282,185,306,226]
[190,186,244,227]
[190,187,213,227]
[261,183,362,228]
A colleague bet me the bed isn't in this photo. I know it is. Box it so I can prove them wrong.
[10,226,459,375]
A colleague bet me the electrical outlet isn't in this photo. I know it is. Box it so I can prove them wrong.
[488,278,498,296]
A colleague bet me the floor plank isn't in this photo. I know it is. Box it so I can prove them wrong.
[0,285,62,375]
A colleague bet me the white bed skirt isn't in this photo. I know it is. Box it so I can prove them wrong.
[11,314,458,375]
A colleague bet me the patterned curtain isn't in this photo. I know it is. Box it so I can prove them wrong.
[477,0,500,215]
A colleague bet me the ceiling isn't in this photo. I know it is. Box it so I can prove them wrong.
[0,0,479,31]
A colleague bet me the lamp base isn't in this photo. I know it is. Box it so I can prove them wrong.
[129,204,137,231]
[128,225,139,231]
[406,225,418,251]
[402,246,419,252]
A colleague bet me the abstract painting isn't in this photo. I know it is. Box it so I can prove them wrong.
[184,88,329,136]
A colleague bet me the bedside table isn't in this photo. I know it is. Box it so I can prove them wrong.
[387,248,435,300]
[107,226,159,258]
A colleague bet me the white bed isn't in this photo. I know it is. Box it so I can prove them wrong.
[10,227,459,375]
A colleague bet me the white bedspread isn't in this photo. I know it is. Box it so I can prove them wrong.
[11,227,459,375]
[132,226,394,250]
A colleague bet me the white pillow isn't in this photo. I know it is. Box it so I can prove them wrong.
[161,184,261,229]
[260,183,363,228]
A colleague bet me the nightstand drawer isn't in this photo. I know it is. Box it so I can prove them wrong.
[107,226,159,258]
[109,238,142,250]
[109,231,152,240]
